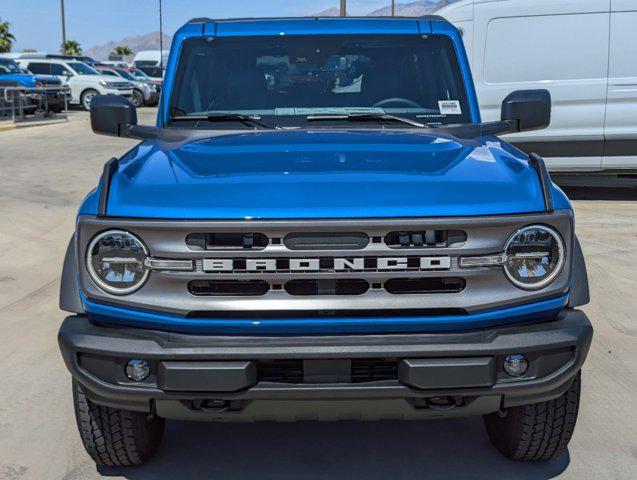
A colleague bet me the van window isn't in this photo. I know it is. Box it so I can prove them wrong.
[26,62,50,75]
[484,13,608,83]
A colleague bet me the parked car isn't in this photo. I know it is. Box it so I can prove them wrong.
[17,59,133,110]
[0,57,69,113]
[131,50,169,80]
[59,17,592,466]
[437,0,637,177]
[96,66,160,107]
[43,54,101,67]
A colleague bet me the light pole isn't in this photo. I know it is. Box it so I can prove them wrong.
[340,0,346,17]
[159,0,164,76]
[60,0,67,48]
[391,0,395,16]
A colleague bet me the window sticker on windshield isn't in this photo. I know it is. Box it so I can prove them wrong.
[438,100,462,115]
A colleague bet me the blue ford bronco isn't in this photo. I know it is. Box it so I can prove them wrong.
[58,16,593,466]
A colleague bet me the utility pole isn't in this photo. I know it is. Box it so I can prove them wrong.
[391,0,395,16]
[60,0,67,48]
[340,0,346,17]
[159,0,164,76]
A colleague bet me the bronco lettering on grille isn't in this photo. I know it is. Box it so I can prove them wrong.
[202,257,451,272]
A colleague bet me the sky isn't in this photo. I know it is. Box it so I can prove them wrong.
[2,0,395,53]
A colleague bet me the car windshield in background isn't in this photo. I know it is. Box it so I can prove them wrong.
[115,69,135,81]
[0,59,22,74]
[169,34,471,128]
[122,69,149,81]
[67,62,99,75]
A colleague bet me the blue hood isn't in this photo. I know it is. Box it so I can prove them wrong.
[0,72,36,88]
[101,129,564,219]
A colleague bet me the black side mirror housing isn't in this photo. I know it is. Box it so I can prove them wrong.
[90,94,137,137]
[501,89,551,132]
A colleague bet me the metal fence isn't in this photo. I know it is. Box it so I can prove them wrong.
[0,84,71,124]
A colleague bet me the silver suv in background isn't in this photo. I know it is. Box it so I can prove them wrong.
[96,67,160,107]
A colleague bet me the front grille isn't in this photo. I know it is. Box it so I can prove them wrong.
[385,230,467,248]
[187,232,268,250]
[255,359,399,384]
[188,280,269,296]
[78,212,574,319]
[351,359,399,382]
[257,360,303,383]
[187,278,464,296]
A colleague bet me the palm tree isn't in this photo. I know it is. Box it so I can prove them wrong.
[112,45,133,56]
[61,40,82,55]
[0,18,16,53]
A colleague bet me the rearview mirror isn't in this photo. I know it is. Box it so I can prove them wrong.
[501,89,551,132]
[90,94,158,139]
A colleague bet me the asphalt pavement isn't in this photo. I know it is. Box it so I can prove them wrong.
[0,109,635,480]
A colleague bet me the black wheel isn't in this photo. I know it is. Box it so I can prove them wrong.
[484,371,581,461]
[72,380,165,466]
[132,89,144,108]
[80,89,98,110]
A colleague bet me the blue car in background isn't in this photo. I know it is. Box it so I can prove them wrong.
[57,16,593,466]
[0,57,68,114]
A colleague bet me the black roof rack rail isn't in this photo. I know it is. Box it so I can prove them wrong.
[187,15,448,24]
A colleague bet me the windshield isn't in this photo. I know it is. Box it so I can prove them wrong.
[0,59,22,74]
[67,62,99,75]
[115,69,135,81]
[120,68,148,81]
[169,34,471,128]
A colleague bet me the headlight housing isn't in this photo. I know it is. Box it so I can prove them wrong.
[86,230,149,295]
[503,225,565,290]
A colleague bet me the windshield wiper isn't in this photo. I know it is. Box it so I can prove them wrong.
[171,114,275,130]
[306,113,427,129]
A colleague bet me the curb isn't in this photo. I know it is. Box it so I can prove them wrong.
[0,118,68,132]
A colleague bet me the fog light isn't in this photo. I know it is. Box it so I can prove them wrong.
[503,354,528,377]
[125,359,150,382]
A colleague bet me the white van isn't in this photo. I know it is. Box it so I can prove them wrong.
[437,0,637,175]
[17,58,133,110]
[131,50,169,81]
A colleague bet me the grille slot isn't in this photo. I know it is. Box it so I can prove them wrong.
[188,280,270,296]
[284,279,370,296]
[257,360,303,383]
[385,230,467,248]
[284,232,369,250]
[186,232,268,250]
[187,308,468,318]
[384,277,466,294]
[351,359,399,383]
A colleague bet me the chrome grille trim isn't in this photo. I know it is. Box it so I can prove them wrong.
[77,211,573,316]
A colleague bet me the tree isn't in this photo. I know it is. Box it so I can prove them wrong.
[0,18,16,53]
[112,45,133,56]
[61,40,82,55]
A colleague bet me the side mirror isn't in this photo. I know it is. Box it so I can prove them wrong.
[90,94,157,139]
[501,89,551,132]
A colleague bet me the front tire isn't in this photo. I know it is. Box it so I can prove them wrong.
[80,89,98,110]
[484,371,581,461]
[131,89,144,108]
[72,380,165,466]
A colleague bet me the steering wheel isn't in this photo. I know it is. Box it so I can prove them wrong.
[373,97,422,109]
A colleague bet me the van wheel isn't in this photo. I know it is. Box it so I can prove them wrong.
[72,380,165,466]
[80,89,98,110]
[483,371,581,461]
[132,89,144,107]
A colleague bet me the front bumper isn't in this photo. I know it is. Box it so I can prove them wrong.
[58,309,592,422]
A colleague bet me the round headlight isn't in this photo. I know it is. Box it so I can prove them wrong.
[503,225,565,290]
[86,230,149,295]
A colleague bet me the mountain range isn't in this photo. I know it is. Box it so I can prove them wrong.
[85,1,455,60]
